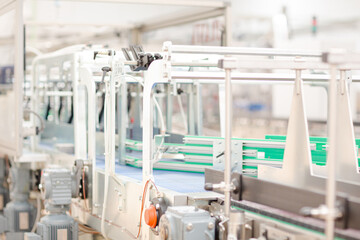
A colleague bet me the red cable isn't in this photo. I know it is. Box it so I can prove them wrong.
[82,169,88,210]
[136,179,159,238]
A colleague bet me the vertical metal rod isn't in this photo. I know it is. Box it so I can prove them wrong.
[224,5,232,46]
[134,84,142,128]
[166,84,173,132]
[325,65,337,240]
[187,84,195,135]
[117,79,127,165]
[195,82,203,135]
[224,68,232,218]
[219,84,226,138]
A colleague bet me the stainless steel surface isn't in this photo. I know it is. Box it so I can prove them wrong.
[171,71,360,83]
[325,65,338,240]
[224,61,234,219]
[169,44,322,57]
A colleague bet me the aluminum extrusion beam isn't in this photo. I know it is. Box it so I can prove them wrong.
[170,71,360,83]
[169,44,322,57]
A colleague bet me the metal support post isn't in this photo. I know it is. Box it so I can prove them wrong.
[219,84,225,138]
[118,74,127,165]
[218,57,237,219]
[224,4,232,46]
[165,84,173,132]
[134,84,142,129]
[73,54,88,160]
[142,60,168,181]
[79,65,97,213]
[187,84,195,135]
[325,65,338,240]
[224,68,232,218]
[194,82,203,135]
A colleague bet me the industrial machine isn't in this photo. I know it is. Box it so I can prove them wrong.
[24,167,80,240]
[1,1,360,240]
[22,41,360,240]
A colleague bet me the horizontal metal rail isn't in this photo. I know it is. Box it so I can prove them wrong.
[169,44,322,58]
[171,71,360,83]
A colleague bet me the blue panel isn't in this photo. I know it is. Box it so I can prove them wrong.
[96,156,206,193]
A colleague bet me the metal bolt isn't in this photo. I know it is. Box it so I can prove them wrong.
[208,222,214,230]
[186,223,193,231]
[245,223,252,230]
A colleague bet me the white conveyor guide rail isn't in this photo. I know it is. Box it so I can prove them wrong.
[161,43,360,240]
[171,71,360,82]
[163,41,325,139]
[167,43,322,57]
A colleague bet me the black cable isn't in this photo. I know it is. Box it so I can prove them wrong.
[68,97,74,124]
[58,96,63,121]
[45,101,51,120]
[127,88,131,112]
[98,93,105,127]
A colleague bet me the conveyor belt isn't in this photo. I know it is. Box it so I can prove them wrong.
[96,156,206,193]
[38,142,206,193]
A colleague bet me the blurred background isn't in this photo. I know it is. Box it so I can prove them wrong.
[21,0,360,139]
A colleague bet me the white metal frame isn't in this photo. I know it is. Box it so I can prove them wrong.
[158,43,360,240]
[31,43,360,240]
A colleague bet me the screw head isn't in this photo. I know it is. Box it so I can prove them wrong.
[208,222,214,230]
[186,223,193,231]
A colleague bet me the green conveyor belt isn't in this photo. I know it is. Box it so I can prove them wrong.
[123,135,360,175]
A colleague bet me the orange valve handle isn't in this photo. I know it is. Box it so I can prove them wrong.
[144,205,157,228]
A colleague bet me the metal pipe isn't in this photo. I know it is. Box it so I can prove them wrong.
[325,65,338,240]
[124,60,137,66]
[224,68,232,218]
[170,45,322,57]
[170,71,360,83]
[172,59,329,69]
[172,62,218,67]
[44,91,73,97]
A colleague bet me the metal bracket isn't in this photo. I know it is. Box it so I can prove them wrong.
[212,139,243,173]
[72,159,84,198]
